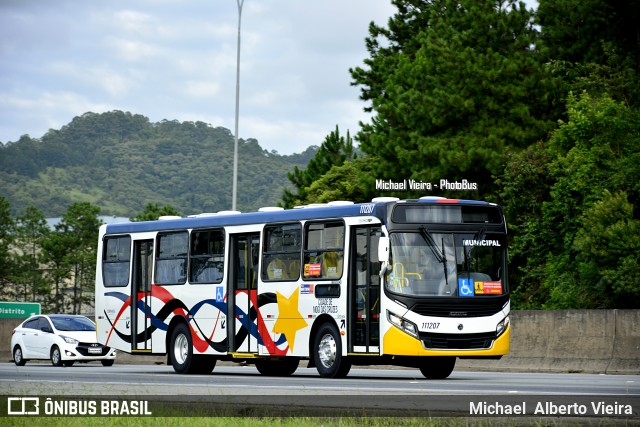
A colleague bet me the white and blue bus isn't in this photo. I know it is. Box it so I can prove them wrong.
[95,196,509,378]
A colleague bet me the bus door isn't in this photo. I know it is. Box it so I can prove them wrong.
[131,239,153,352]
[349,226,382,353]
[228,233,260,353]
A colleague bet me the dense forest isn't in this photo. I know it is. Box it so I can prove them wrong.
[0,111,316,217]
[285,0,640,309]
[1,0,639,312]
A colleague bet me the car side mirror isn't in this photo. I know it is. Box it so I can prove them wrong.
[41,326,53,333]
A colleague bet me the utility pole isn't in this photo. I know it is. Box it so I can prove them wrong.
[232,0,244,211]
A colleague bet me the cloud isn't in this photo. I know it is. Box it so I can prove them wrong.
[46,62,139,98]
[0,90,113,141]
[242,116,327,155]
[185,81,221,98]
[0,0,396,154]
[105,36,166,62]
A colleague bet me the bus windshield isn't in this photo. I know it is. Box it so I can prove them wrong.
[385,231,506,297]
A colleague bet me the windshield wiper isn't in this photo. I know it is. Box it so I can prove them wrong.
[464,227,486,274]
[419,226,448,285]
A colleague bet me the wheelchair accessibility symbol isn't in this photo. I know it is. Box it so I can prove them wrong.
[458,278,475,297]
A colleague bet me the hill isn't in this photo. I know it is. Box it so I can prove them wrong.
[0,111,316,217]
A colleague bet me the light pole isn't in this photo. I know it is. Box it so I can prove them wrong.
[232,0,244,211]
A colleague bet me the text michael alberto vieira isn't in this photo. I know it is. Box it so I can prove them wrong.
[470,400,634,416]
[375,179,478,191]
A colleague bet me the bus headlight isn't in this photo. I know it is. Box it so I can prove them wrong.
[496,316,510,337]
[387,311,418,338]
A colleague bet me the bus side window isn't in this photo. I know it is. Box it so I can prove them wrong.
[103,235,131,287]
[190,229,225,284]
[262,223,301,282]
[303,221,345,280]
[156,231,188,285]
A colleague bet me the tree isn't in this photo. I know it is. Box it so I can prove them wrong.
[55,202,102,313]
[130,203,182,222]
[14,206,50,303]
[0,196,16,300]
[537,0,640,74]
[303,157,377,204]
[537,0,640,120]
[499,92,640,309]
[350,0,556,200]
[572,190,640,308]
[41,230,74,313]
[495,142,555,308]
[281,126,356,208]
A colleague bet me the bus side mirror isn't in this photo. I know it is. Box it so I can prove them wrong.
[378,236,389,263]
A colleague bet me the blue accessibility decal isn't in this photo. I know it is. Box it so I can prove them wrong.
[458,278,475,297]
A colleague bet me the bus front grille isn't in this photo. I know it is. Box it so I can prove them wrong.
[419,332,496,350]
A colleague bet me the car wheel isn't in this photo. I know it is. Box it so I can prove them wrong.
[101,360,115,367]
[13,346,26,366]
[50,345,63,367]
[314,323,351,378]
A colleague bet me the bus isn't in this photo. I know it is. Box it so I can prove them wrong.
[94,196,509,379]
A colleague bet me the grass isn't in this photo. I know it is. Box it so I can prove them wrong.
[1,417,475,427]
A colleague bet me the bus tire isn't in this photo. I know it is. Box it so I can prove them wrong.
[169,323,195,374]
[192,355,217,374]
[314,323,351,378]
[419,356,456,379]
[255,358,299,377]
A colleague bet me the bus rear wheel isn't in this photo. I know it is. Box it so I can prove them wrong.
[314,323,351,378]
[419,356,456,379]
[255,358,299,376]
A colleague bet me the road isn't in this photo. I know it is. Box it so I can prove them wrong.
[1,362,638,418]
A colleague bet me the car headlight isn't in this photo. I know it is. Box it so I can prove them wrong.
[496,316,510,337]
[61,335,79,345]
[387,311,418,338]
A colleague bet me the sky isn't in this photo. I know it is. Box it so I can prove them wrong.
[0,0,397,155]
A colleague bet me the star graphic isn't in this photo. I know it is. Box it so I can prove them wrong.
[273,288,308,352]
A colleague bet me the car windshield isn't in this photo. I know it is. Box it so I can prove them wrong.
[50,316,96,332]
[385,231,506,297]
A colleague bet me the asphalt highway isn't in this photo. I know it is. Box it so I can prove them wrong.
[1,363,638,419]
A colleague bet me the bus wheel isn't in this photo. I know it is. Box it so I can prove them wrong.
[169,323,194,374]
[314,323,351,378]
[192,355,217,374]
[419,356,456,379]
[255,358,299,377]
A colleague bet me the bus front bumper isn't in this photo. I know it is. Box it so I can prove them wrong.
[382,324,510,357]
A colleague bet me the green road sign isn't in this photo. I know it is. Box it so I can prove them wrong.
[0,302,41,318]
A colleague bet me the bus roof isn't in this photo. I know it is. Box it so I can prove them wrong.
[104,198,495,235]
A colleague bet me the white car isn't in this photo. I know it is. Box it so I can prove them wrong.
[11,314,117,367]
